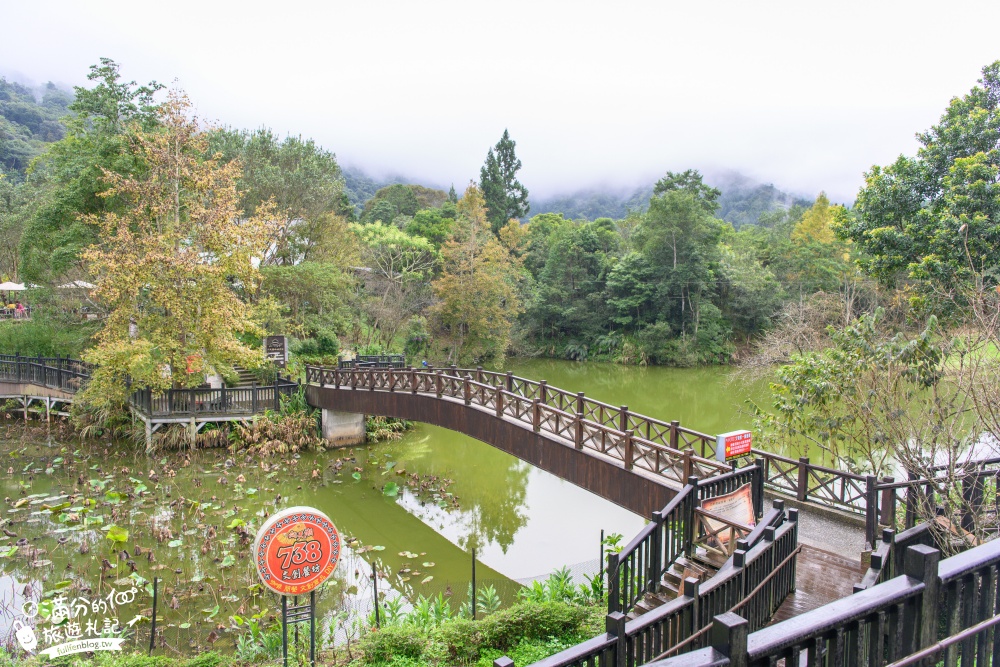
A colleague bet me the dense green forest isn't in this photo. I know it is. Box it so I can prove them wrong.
[2,58,999,376]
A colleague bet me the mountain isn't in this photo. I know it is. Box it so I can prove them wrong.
[530,172,812,226]
[0,78,73,179]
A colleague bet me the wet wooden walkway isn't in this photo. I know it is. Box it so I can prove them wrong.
[771,544,864,623]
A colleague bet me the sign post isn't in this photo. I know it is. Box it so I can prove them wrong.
[254,507,341,667]
[265,335,289,368]
[716,430,752,463]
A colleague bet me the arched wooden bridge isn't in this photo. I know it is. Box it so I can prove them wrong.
[305,364,732,517]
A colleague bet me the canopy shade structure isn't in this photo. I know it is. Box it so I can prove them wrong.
[0,282,26,291]
[57,280,96,289]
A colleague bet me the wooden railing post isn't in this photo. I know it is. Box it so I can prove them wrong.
[619,405,629,432]
[476,366,483,383]
[435,371,443,398]
[389,368,396,392]
[605,610,626,667]
[670,420,680,449]
[754,457,765,518]
[539,380,547,404]
[682,448,693,480]
[273,380,280,411]
[220,385,227,413]
[410,367,418,394]
[505,371,513,393]
[576,391,585,415]
[683,577,700,640]
[650,510,663,592]
[463,377,471,405]
[251,382,257,413]
[624,430,634,470]
[685,477,699,548]
[607,554,621,614]
[796,457,809,502]
[575,412,584,449]
[962,471,985,531]
[351,369,358,390]
[905,470,919,530]
[495,386,504,417]
[904,544,940,654]
[15,352,20,383]
[710,612,749,667]
[532,399,541,432]
[864,475,878,549]
[879,476,895,529]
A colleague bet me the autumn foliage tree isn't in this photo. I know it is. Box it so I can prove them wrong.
[431,185,523,364]
[81,92,278,409]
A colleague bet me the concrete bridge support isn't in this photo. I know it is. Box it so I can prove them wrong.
[321,408,366,448]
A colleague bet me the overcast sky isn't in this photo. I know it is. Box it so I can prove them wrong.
[3,1,999,203]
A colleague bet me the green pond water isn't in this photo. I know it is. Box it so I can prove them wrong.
[0,359,790,655]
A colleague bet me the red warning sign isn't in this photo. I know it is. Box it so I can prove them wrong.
[716,430,752,462]
[253,507,341,596]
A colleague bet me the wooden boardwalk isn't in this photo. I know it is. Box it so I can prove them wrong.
[771,543,863,623]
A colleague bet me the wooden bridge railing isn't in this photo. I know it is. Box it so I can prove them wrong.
[647,536,1000,667]
[0,352,299,421]
[516,504,798,667]
[606,463,767,618]
[128,378,299,418]
[855,523,936,592]
[306,365,731,489]
[0,353,92,393]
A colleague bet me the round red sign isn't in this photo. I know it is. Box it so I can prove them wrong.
[253,506,341,596]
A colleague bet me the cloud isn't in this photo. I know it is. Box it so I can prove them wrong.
[2,0,998,203]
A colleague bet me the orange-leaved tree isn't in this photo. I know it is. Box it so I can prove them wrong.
[431,184,524,364]
[80,91,279,412]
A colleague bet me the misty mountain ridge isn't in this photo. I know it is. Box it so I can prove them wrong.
[530,172,814,227]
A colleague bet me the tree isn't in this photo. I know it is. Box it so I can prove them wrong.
[431,185,523,363]
[635,189,724,334]
[652,169,721,215]
[843,61,1000,289]
[479,130,529,234]
[259,261,352,337]
[207,128,346,265]
[448,184,458,203]
[350,221,437,348]
[80,92,278,407]
[20,59,163,284]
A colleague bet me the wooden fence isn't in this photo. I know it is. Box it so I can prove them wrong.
[646,536,1000,667]
[128,378,299,417]
[306,365,730,488]
[510,502,798,667]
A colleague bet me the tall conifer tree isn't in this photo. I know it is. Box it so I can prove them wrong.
[479,129,529,234]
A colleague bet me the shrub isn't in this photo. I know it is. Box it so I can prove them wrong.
[360,625,428,664]
[478,601,588,651]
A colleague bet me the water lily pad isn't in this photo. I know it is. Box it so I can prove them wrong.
[383,482,399,497]
[422,562,435,567]
[420,576,433,584]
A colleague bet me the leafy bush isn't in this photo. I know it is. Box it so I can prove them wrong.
[361,624,428,663]
[478,601,588,651]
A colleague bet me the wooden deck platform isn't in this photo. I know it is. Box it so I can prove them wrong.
[771,543,863,623]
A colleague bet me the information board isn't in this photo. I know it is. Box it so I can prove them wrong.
[716,429,752,462]
[253,507,341,596]
[265,335,288,367]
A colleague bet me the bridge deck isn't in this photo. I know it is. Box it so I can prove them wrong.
[771,544,863,624]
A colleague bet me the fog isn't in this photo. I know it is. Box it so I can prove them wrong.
[3,0,999,203]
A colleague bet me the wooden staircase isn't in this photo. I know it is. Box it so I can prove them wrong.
[232,367,259,387]
[627,547,726,620]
